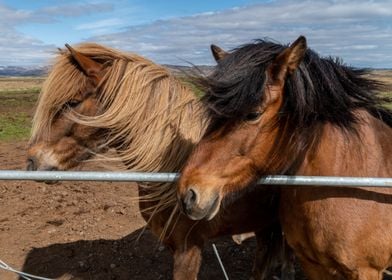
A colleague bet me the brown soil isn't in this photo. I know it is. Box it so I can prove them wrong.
[0,141,257,280]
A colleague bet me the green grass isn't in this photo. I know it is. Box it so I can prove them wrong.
[0,112,31,141]
[179,76,204,97]
[0,87,40,94]
[0,85,39,141]
[380,91,392,110]
[0,88,40,107]
[384,92,392,109]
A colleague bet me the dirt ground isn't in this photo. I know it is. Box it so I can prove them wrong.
[0,141,260,280]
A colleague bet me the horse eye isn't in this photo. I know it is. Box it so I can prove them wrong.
[65,99,81,108]
[245,111,262,122]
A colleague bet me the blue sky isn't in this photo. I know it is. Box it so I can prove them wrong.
[0,0,391,68]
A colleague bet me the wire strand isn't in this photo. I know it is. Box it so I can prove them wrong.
[0,259,54,280]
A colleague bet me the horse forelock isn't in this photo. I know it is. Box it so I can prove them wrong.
[198,41,283,122]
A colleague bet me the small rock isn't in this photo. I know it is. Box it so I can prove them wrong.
[47,228,57,234]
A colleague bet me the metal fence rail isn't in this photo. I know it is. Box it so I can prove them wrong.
[0,170,391,187]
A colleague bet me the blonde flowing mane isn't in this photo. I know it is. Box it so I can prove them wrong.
[31,43,208,238]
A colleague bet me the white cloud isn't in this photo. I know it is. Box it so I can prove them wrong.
[76,18,123,30]
[0,2,113,66]
[1,0,392,67]
[0,23,55,65]
[85,0,392,68]
[332,45,378,50]
[38,3,113,17]
[0,5,44,24]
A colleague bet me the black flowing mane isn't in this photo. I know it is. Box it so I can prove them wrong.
[196,39,392,174]
[198,39,392,129]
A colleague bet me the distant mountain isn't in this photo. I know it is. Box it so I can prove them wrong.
[0,66,50,76]
[1,64,390,79]
[0,64,213,77]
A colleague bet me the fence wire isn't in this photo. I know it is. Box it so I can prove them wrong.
[0,259,54,280]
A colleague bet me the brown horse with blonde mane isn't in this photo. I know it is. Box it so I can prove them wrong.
[26,43,293,279]
[178,36,392,279]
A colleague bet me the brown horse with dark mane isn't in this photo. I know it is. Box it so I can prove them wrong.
[26,43,293,279]
[178,36,392,279]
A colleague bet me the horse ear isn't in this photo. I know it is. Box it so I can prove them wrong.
[270,36,307,81]
[65,44,104,85]
[57,47,67,55]
[211,44,228,62]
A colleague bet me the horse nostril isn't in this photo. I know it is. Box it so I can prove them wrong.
[26,157,37,171]
[183,188,198,212]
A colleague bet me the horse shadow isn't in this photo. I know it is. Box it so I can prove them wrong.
[18,213,392,280]
[20,227,256,280]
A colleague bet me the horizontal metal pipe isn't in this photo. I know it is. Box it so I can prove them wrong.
[0,170,179,183]
[0,170,391,187]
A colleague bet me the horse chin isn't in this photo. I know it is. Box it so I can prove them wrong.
[36,166,60,184]
[205,195,222,221]
[187,194,222,221]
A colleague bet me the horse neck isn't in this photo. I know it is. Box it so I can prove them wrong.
[298,110,392,177]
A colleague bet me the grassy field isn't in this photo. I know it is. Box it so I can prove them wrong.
[369,70,392,109]
[0,71,391,142]
[0,77,44,141]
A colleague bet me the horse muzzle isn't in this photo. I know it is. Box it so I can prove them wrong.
[26,156,59,184]
[179,186,221,221]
